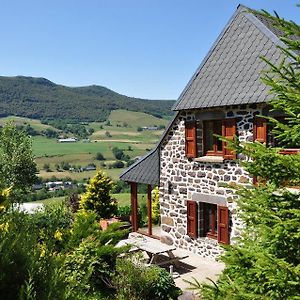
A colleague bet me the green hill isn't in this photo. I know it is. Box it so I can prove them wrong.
[0,76,175,122]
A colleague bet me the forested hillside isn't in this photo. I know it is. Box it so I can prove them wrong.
[0,76,175,122]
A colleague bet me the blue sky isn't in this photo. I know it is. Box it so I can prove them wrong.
[0,0,299,99]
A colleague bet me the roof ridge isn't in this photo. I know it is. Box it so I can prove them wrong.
[243,9,287,49]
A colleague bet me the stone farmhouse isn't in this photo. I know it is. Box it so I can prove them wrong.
[120,5,299,259]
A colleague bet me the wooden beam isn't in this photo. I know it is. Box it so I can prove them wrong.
[130,182,138,232]
[147,185,152,236]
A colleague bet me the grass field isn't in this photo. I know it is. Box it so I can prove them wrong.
[0,110,168,182]
[0,116,55,131]
[29,193,146,208]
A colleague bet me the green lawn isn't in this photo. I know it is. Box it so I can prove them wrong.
[28,193,146,208]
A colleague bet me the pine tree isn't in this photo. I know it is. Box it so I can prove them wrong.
[80,170,117,219]
[191,9,300,299]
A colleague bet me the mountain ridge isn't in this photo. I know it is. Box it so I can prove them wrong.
[0,76,175,122]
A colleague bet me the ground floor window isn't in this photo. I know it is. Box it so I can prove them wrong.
[204,203,218,238]
[187,200,229,244]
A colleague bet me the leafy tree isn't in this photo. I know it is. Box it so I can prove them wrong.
[0,123,37,194]
[95,152,105,161]
[79,170,117,219]
[43,128,58,138]
[192,9,300,299]
[112,161,125,168]
[43,163,51,172]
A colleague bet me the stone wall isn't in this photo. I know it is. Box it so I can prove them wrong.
[159,104,263,259]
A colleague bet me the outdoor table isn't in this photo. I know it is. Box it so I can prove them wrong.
[118,236,185,266]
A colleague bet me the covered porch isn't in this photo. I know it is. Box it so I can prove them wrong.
[120,148,161,239]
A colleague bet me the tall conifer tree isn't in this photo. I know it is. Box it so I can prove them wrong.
[192,9,300,299]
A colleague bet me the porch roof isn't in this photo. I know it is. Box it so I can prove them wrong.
[119,148,160,185]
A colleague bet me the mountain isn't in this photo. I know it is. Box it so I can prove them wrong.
[0,76,175,122]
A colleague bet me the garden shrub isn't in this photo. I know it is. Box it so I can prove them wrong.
[80,170,118,219]
[116,205,131,221]
[113,258,181,300]
[151,187,160,224]
[0,211,69,300]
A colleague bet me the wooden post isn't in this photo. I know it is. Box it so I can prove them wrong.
[147,185,152,236]
[130,182,138,232]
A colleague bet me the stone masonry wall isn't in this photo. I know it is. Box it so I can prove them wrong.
[159,104,263,259]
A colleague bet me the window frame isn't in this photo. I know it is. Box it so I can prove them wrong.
[187,201,230,244]
[203,120,223,156]
[203,203,218,239]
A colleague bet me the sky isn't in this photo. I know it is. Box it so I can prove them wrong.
[0,0,299,99]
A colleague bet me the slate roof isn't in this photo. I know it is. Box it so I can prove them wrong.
[119,148,160,185]
[119,113,179,185]
[172,5,286,111]
[120,5,294,185]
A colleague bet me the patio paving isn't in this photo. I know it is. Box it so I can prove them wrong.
[170,248,224,292]
[124,233,224,298]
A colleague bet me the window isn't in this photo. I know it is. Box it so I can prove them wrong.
[254,116,300,151]
[185,118,236,160]
[203,120,223,156]
[204,203,218,238]
[187,200,230,244]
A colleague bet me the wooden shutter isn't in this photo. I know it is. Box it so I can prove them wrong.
[185,121,197,158]
[253,117,267,143]
[187,200,198,238]
[222,119,236,160]
[218,206,229,245]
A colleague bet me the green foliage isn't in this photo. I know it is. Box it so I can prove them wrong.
[0,198,129,299]
[151,187,160,224]
[196,9,300,300]
[0,123,37,194]
[112,160,125,168]
[80,170,118,219]
[116,205,131,221]
[234,141,300,187]
[0,210,70,300]
[113,258,181,300]
[0,76,174,122]
[112,146,130,161]
[95,152,105,161]
[259,11,300,148]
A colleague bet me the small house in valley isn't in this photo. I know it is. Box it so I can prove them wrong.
[120,5,299,259]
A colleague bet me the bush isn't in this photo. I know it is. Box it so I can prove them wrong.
[112,161,125,168]
[0,209,71,300]
[113,259,181,300]
[116,205,131,221]
[95,152,105,161]
[151,187,160,224]
[111,181,129,193]
[80,170,118,219]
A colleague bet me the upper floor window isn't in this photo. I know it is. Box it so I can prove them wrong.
[185,118,236,160]
[253,116,300,152]
[204,120,223,156]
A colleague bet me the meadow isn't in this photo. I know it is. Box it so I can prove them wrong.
[0,109,168,182]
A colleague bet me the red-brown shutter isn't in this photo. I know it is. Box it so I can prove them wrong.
[222,119,236,160]
[218,206,229,245]
[187,200,198,238]
[185,121,197,158]
[253,117,267,143]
